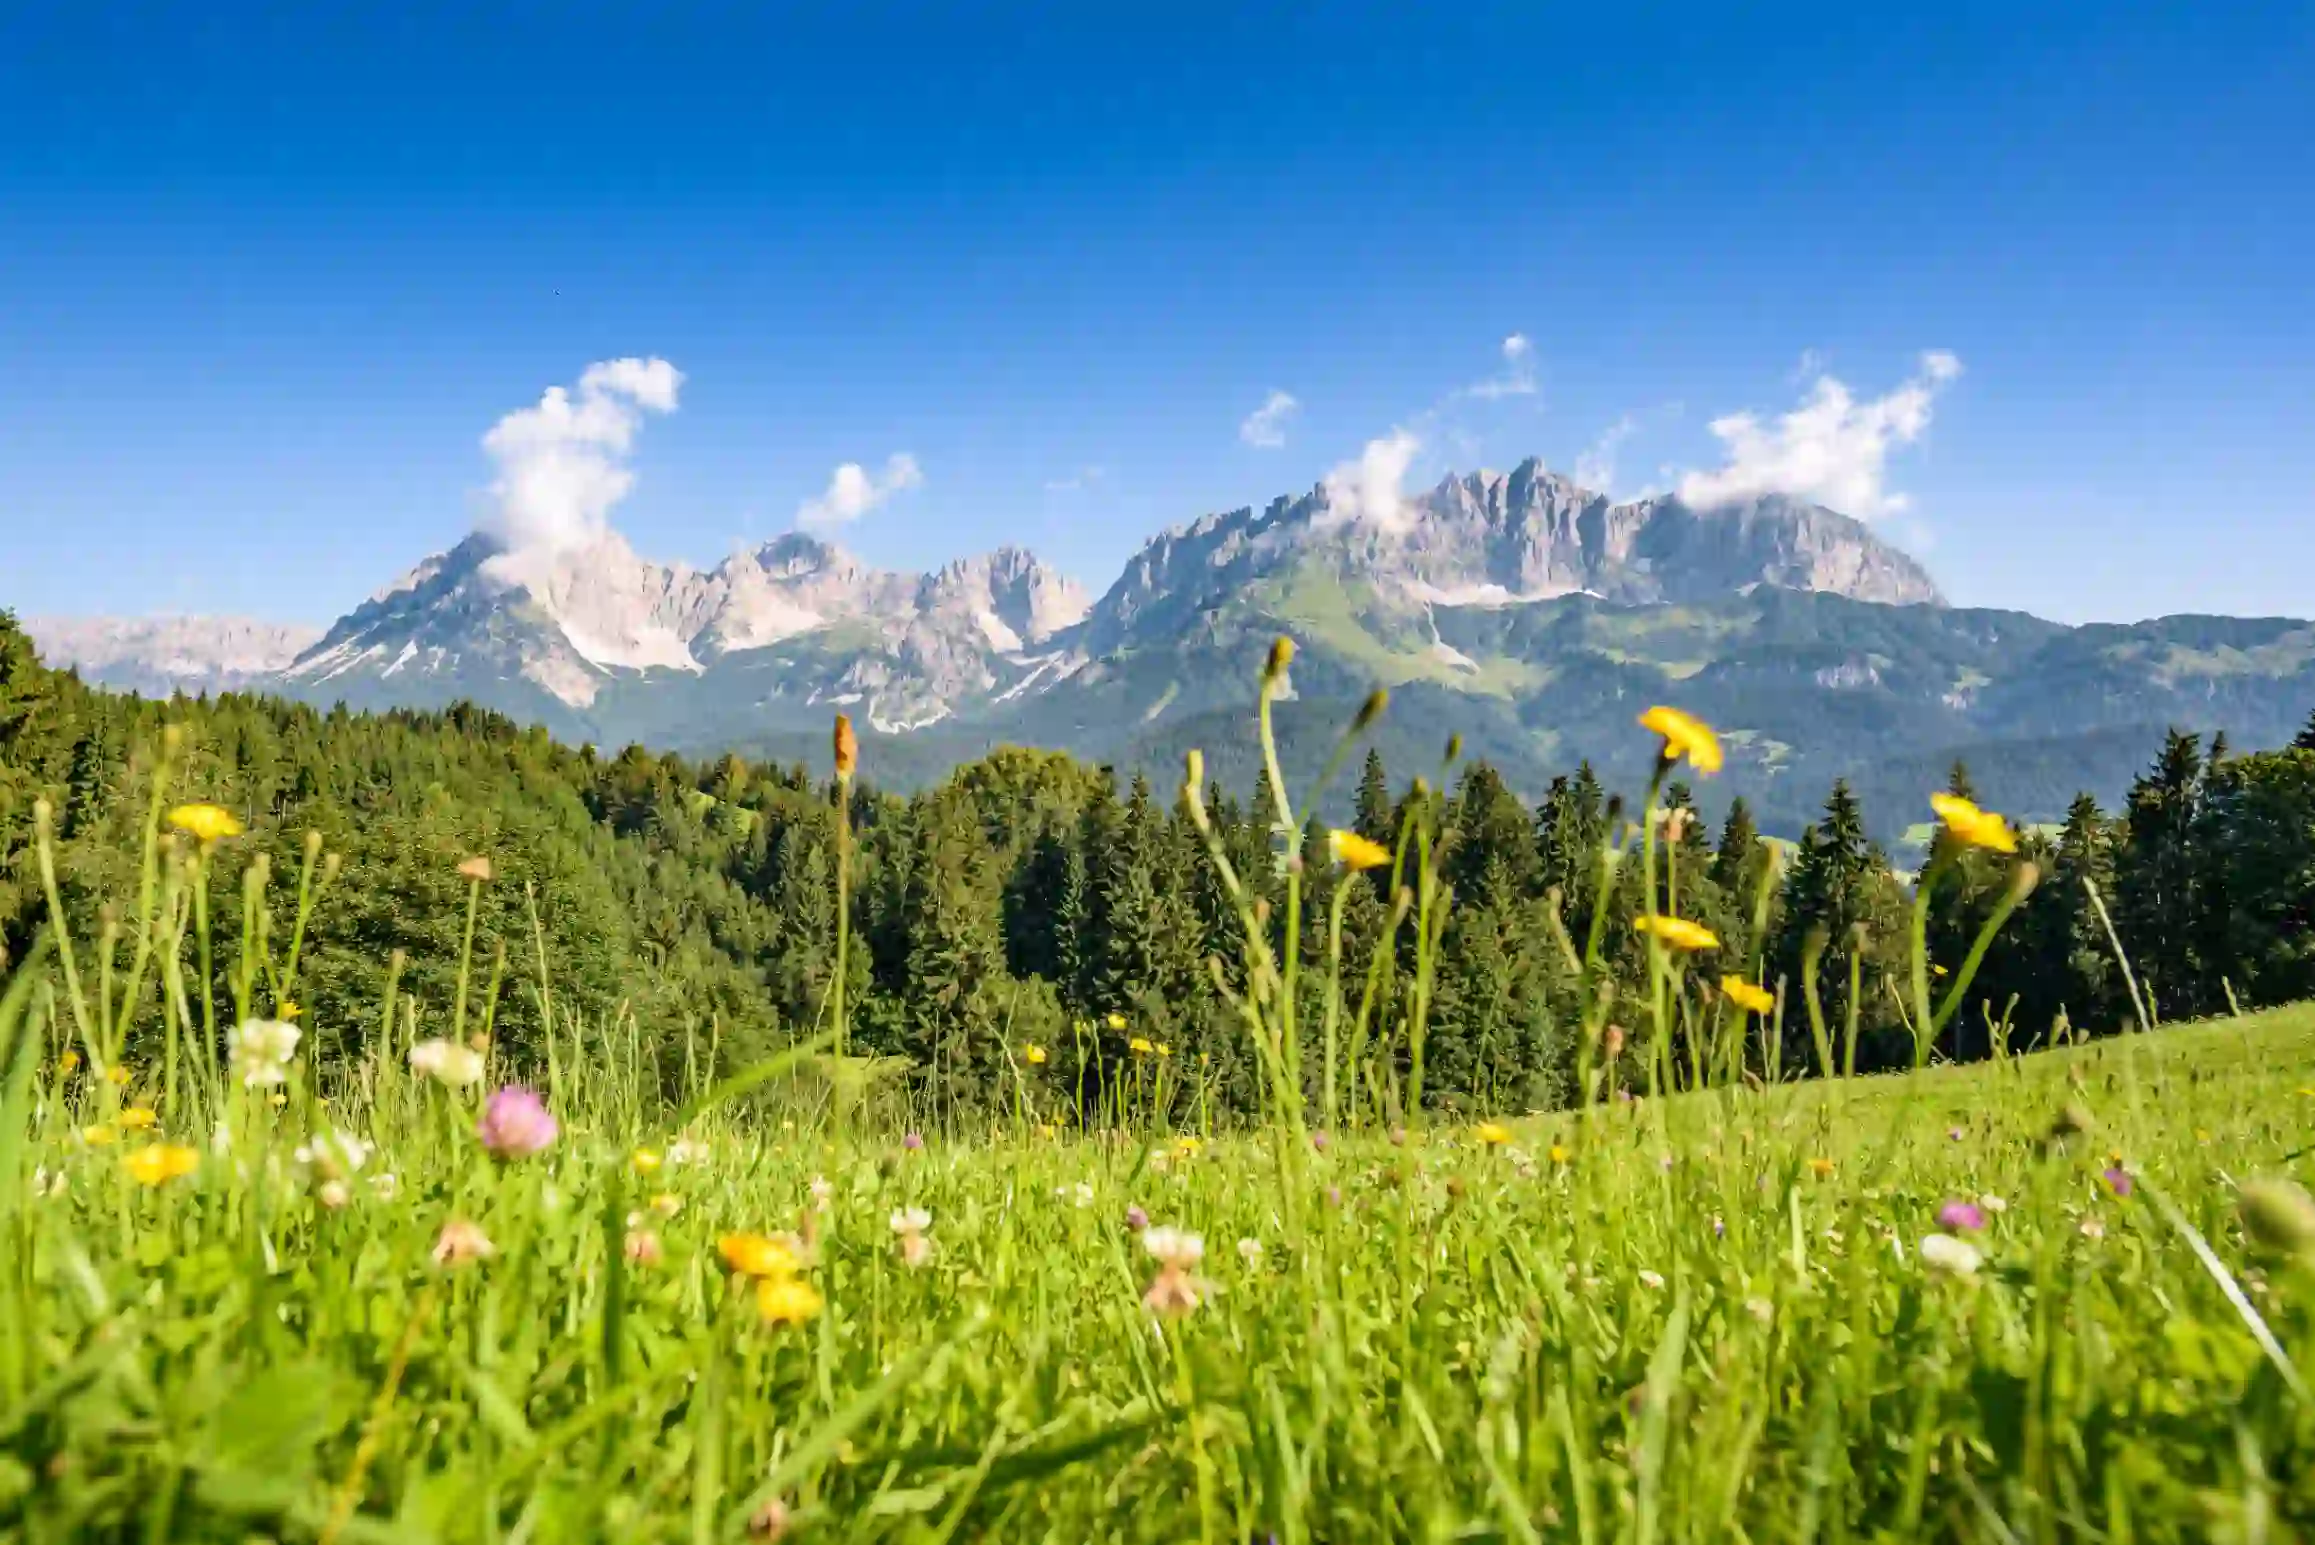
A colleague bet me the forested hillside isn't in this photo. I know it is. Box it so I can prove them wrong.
[5,610,2312,1119]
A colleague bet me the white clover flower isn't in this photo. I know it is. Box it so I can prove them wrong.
[1979,1193,2008,1214]
[889,1207,932,1236]
[1236,1237,1264,1265]
[295,1129,372,1181]
[371,1172,401,1202]
[1055,1182,1095,1209]
[408,1038,484,1087]
[316,1179,351,1210]
[1919,1233,1983,1276]
[1140,1226,1204,1270]
[230,1018,301,1087]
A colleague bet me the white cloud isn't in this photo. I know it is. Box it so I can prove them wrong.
[479,357,684,586]
[797,453,925,529]
[1316,429,1423,533]
[1573,415,1638,493]
[1676,350,1963,518]
[1044,465,1106,493]
[1465,333,1538,401]
[1239,390,1299,449]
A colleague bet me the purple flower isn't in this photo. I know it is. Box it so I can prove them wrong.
[1125,1204,1149,1232]
[1937,1199,1986,1232]
[1948,1127,1966,1142]
[902,1131,924,1151]
[2103,1166,2133,1198]
[1310,1129,1331,1154]
[475,1086,557,1159]
[1325,1185,1342,1208]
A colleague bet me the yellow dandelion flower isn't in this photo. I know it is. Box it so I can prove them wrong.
[167,803,243,843]
[104,1065,131,1087]
[1548,1144,1570,1165]
[1719,976,1776,1015]
[1024,1043,1048,1066]
[1154,1042,1172,1058]
[719,1232,802,1280]
[1038,1122,1059,1140]
[124,1143,200,1187]
[1633,915,1720,952]
[81,1123,119,1147]
[1129,1037,1154,1055]
[631,1148,664,1173]
[1929,793,2018,854]
[1638,706,1723,775]
[1808,1157,1836,1179]
[1174,1134,1203,1156]
[1327,829,1392,872]
[1107,1013,1128,1032]
[119,1106,159,1131]
[59,1050,81,1073]
[756,1274,824,1327]
[1475,1122,1513,1146]
[277,999,300,1020]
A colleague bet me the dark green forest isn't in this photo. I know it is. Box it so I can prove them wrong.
[5,611,2313,1124]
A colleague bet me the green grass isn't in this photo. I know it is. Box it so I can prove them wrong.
[10,988,2315,1540]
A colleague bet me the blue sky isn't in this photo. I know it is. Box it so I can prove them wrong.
[3,1,2310,626]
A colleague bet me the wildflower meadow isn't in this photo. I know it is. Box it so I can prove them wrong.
[5,649,2315,1542]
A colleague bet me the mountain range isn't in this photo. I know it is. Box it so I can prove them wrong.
[21,460,2314,839]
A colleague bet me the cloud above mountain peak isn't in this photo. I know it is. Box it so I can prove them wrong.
[478,357,684,588]
[1678,351,1962,518]
[798,453,925,530]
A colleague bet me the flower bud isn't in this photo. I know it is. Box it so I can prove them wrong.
[1354,688,1388,730]
[2241,1179,2315,1259]
[1263,635,1294,683]
[833,712,858,780]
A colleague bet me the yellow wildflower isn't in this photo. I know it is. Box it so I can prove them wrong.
[1808,1157,1836,1179]
[124,1143,199,1187]
[650,1192,684,1218]
[81,1124,119,1147]
[59,1050,80,1073]
[1633,915,1720,952]
[167,803,243,843]
[105,1065,131,1087]
[1107,1013,1128,1031]
[719,1233,802,1280]
[632,1148,664,1173]
[1929,793,2017,854]
[756,1274,824,1327]
[1638,707,1723,775]
[119,1106,159,1131]
[1474,1122,1513,1146]
[277,999,300,1020]
[457,855,495,882]
[1327,829,1392,872]
[1174,1134,1203,1157]
[1548,1144,1570,1165]
[1154,1042,1172,1058]
[1023,1043,1048,1066]
[1720,976,1776,1015]
[1129,1037,1153,1055]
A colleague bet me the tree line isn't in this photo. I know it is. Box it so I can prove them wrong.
[5,612,2313,1123]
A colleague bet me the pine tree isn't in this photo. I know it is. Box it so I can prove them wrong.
[2112,729,2209,1019]
[1772,780,1905,1072]
[1353,748,1393,847]
[2294,709,2315,753]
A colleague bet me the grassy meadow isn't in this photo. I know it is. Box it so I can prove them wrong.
[8,966,2315,1539]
